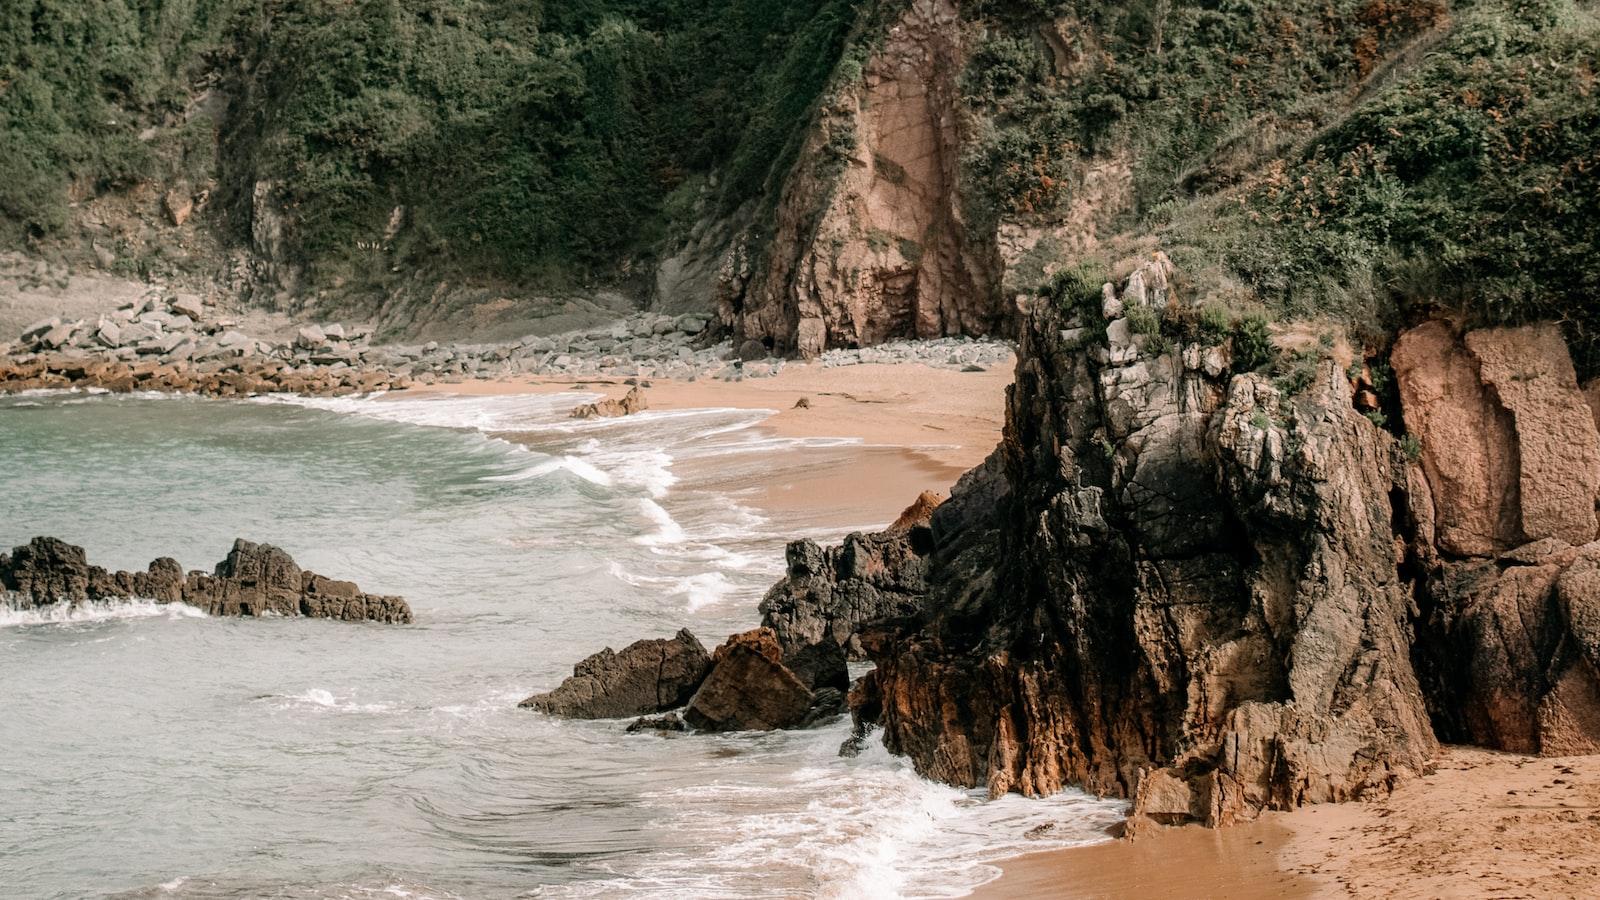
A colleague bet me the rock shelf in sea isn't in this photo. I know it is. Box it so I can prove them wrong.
[2,536,412,624]
[0,292,1015,397]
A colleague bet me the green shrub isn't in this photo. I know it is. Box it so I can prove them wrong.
[1400,433,1423,461]
[1040,263,1105,315]
[1231,313,1273,373]
[1125,304,1161,336]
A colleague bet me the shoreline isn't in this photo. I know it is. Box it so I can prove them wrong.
[975,745,1600,898]
[412,360,1014,531]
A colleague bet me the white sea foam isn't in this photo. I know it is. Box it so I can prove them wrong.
[479,455,614,487]
[265,688,398,714]
[609,733,1127,899]
[0,598,207,628]
[634,498,688,546]
[607,561,738,611]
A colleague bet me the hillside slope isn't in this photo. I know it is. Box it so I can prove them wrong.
[3,0,1596,360]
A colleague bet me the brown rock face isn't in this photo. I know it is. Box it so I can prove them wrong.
[1394,322,1600,554]
[722,0,1003,356]
[519,629,712,719]
[683,628,818,731]
[1396,323,1600,755]
[1,537,411,623]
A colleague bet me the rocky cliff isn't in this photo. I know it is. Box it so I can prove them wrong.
[770,255,1600,829]
[721,0,1004,357]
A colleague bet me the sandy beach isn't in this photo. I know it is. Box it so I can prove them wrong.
[977,746,1600,898]
[414,360,1015,531]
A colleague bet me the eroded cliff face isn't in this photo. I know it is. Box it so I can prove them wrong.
[1396,322,1600,755]
[854,256,1437,826]
[721,0,1003,356]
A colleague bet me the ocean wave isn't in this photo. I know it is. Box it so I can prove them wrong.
[612,734,1126,899]
[258,688,400,715]
[0,598,207,628]
[479,455,614,487]
[607,561,739,612]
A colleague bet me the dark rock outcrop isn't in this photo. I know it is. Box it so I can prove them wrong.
[520,629,712,719]
[0,536,411,623]
[683,628,826,732]
[758,492,946,659]
[802,257,1442,830]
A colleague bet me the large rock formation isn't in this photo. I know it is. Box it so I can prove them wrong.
[0,536,412,623]
[721,0,1004,357]
[1396,322,1600,755]
[519,629,712,719]
[857,264,1437,826]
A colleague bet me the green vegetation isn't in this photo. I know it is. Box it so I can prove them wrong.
[3,0,863,287]
[962,0,1600,375]
[1039,261,1104,314]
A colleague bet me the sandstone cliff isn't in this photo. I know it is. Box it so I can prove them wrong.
[720,0,1005,357]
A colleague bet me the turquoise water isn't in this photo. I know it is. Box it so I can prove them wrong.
[0,389,1124,899]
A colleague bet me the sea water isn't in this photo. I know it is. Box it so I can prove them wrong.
[0,389,1125,899]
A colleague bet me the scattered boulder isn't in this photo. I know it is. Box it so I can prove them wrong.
[169,294,205,320]
[683,628,818,731]
[0,536,411,623]
[737,339,767,362]
[571,385,649,419]
[163,188,194,226]
[520,629,712,719]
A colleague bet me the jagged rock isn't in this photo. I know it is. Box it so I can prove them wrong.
[725,0,1002,357]
[834,285,1436,829]
[0,536,411,623]
[683,628,818,731]
[1393,322,1600,555]
[759,489,950,659]
[570,386,649,419]
[1397,324,1600,756]
[169,295,205,320]
[519,629,712,719]
[780,632,850,693]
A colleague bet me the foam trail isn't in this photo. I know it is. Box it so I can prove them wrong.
[634,499,688,546]
[480,456,614,487]
[0,598,207,628]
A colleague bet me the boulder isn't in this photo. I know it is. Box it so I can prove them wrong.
[737,339,768,362]
[20,317,58,342]
[683,628,816,731]
[296,324,328,348]
[520,629,712,719]
[570,386,648,419]
[169,295,205,320]
[0,536,410,623]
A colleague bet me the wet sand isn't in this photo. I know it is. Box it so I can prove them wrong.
[976,746,1600,898]
[415,360,1013,530]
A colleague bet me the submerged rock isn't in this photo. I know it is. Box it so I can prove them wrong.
[520,629,712,719]
[0,536,411,623]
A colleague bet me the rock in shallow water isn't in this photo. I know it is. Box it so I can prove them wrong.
[519,629,712,719]
[0,536,412,623]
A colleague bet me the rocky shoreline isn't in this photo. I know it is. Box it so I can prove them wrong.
[1,290,1015,397]
[1,536,412,624]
